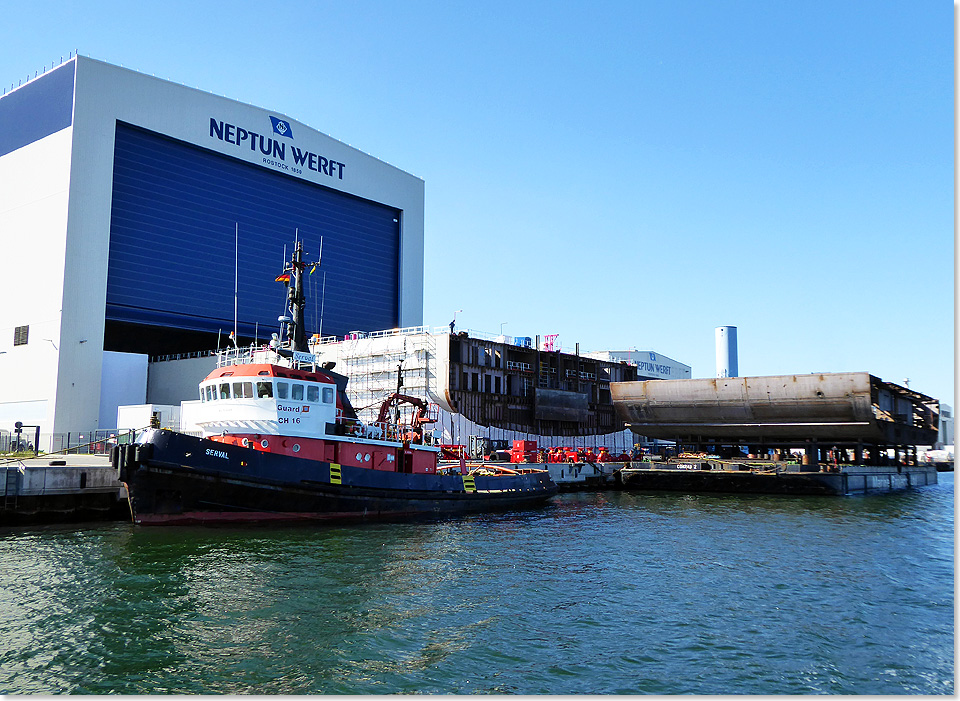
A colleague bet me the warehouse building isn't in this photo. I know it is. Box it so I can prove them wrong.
[0,56,424,440]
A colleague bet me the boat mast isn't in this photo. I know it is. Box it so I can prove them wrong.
[287,240,310,353]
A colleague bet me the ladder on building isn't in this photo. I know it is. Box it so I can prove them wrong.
[2,465,22,512]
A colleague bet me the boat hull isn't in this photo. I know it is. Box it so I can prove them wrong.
[115,430,557,525]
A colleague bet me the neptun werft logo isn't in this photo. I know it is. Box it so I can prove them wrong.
[269,116,294,139]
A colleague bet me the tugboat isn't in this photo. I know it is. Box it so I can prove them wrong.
[114,240,557,525]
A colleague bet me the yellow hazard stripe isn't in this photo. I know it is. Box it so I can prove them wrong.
[329,463,342,485]
[462,476,476,493]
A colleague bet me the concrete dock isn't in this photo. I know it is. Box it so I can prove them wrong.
[1,455,129,525]
[542,461,619,490]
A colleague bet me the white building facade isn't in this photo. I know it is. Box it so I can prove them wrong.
[0,56,425,441]
[582,350,691,380]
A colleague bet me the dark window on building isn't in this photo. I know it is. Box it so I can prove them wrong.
[495,376,501,394]
[13,325,28,346]
[484,375,492,393]
[472,373,479,392]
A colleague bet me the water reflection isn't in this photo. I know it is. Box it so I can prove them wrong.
[0,475,952,694]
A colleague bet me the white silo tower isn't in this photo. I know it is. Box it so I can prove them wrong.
[715,326,738,378]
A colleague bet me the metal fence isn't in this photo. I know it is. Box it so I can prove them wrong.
[0,428,142,457]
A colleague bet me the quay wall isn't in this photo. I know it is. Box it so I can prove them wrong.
[1,459,128,524]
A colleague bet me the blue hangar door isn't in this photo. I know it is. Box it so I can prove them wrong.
[105,122,400,354]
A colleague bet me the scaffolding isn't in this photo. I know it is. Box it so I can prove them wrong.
[311,328,439,426]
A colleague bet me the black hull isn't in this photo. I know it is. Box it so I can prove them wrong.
[115,431,557,525]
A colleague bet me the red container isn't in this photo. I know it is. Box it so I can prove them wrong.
[510,439,538,463]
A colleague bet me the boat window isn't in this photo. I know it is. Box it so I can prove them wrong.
[206,385,215,401]
[307,385,319,402]
[291,384,304,401]
[322,387,335,404]
[256,381,273,398]
[277,382,289,399]
[239,382,253,398]
[219,383,230,399]
[232,382,244,398]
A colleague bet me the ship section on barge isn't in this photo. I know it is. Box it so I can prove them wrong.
[611,373,941,496]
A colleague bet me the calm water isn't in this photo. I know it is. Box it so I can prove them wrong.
[0,475,953,695]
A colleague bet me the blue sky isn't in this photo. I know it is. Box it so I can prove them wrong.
[2,1,954,406]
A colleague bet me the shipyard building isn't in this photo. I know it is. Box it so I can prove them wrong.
[0,56,424,442]
[306,328,691,452]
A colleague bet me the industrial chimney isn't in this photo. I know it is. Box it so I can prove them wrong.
[715,326,738,378]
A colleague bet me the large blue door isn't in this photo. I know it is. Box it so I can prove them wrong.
[107,122,400,345]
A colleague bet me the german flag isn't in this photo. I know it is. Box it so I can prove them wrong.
[275,273,290,283]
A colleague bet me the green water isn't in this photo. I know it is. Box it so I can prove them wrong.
[0,476,953,694]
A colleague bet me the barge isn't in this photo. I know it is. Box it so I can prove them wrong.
[617,458,937,496]
[611,373,941,496]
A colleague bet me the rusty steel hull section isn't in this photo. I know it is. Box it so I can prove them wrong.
[611,373,939,444]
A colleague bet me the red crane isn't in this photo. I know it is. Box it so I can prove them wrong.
[375,393,439,443]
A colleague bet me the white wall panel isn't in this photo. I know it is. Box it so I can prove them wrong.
[0,128,73,433]
[98,351,148,429]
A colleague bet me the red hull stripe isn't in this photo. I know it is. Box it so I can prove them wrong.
[135,510,421,525]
